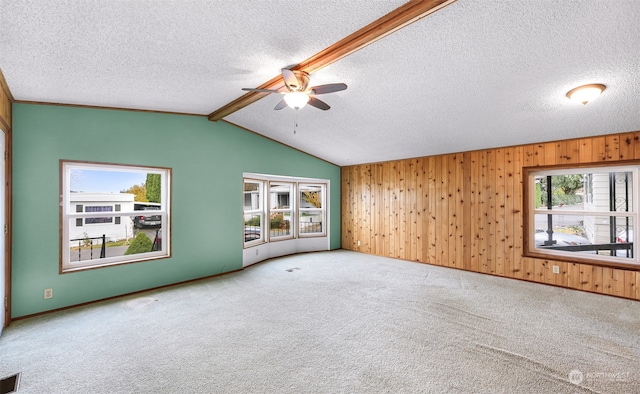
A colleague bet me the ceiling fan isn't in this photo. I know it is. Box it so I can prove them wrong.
[242,68,347,111]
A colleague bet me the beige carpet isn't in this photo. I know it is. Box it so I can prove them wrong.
[1,250,638,393]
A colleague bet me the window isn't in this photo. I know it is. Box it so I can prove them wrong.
[85,206,113,224]
[243,180,264,245]
[299,184,325,236]
[269,182,293,240]
[524,164,638,268]
[61,161,171,272]
[243,175,328,247]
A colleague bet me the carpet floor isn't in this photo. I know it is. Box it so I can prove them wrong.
[1,250,639,393]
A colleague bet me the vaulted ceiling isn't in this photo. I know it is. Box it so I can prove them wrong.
[1,0,639,166]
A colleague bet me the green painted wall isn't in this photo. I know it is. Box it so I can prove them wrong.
[12,103,341,318]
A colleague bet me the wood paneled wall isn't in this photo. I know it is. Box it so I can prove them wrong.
[1,68,12,328]
[0,69,11,130]
[342,131,640,300]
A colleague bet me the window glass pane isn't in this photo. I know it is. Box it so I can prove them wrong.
[270,210,292,238]
[85,205,114,224]
[67,218,164,263]
[300,184,323,209]
[300,210,323,234]
[534,214,634,259]
[70,169,162,202]
[244,182,261,211]
[269,182,292,209]
[534,171,633,212]
[244,213,262,242]
[63,161,170,271]
[133,203,162,229]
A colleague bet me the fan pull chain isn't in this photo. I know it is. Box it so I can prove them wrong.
[294,110,298,134]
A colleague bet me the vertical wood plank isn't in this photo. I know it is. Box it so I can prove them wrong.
[564,139,580,163]
[602,267,614,295]
[427,156,437,265]
[591,136,607,162]
[605,135,620,161]
[522,257,535,281]
[469,151,480,272]
[495,148,506,276]
[580,263,593,292]
[399,161,407,259]
[592,265,604,294]
[438,156,448,266]
[633,132,640,159]
[409,159,418,262]
[479,150,490,273]
[487,150,496,274]
[544,142,556,166]
[624,270,636,299]
[455,154,465,269]
[416,158,425,262]
[612,269,625,297]
[448,154,457,268]
[567,263,581,290]
[463,152,472,270]
[363,164,372,253]
[512,146,524,279]
[382,162,390,257]
[619,133,634,160]
[578,138,592,163]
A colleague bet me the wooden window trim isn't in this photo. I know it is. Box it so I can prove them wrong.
[523,161,640,271]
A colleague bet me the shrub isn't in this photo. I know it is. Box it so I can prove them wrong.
[124,232,153,255]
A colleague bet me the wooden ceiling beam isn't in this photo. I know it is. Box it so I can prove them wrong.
[208,0,456,121]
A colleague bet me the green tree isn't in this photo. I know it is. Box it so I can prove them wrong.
[124,232,153,255]
[553,174,584,194]
[145,174,161,203]
[302,191,322,208]
[121,183,148,202]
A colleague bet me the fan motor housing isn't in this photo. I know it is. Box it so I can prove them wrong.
[285,70,310,92]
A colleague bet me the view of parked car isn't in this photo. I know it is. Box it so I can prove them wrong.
[133,206,161,229]
[535,231,590,247]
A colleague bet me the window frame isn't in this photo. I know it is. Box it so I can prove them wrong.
[298,183,326,238]
[268,181,294,241]
[524,162,639,269]
[60,160,171,273]
[243,179,265,247]
[243,174,329,248]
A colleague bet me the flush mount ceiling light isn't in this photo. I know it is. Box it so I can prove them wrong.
[566,83,606,105]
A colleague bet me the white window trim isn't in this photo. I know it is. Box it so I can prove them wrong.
[61,161,171,272]
[243,179,265,247]
[268,181,295,241]
[298,183,327,238]
[525,164,639,268]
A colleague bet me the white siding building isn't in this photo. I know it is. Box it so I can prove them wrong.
[69,192,135,244]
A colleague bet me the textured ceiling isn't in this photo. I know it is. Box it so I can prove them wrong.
[2,0,640,166]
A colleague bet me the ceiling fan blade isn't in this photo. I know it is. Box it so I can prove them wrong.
[308,97,330,110]
[282,68,301,91]
[241,88,279,93]
[310,83,347,95]
[274,99,288,110]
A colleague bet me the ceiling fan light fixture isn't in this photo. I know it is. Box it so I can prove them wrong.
[284,92,310,109]
[566,84,606,105]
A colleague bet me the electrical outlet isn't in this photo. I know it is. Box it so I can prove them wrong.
[44,288,53,299]
[357,240,361,246]
[255,249,259,256]
[552,265,560,274]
